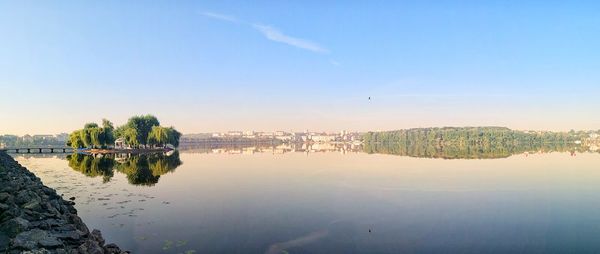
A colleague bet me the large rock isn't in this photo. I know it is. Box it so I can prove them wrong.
[90,229,105,246]
[0,217,29,237]
[0,192,11,202]
[0,202,9,211]
[15,189,40,205]
[21,249,52,254]
[23,200,42,212]
[77,239,104,254]
[13,229,62,250]
[104,243,125,254]
[0,231,10,252]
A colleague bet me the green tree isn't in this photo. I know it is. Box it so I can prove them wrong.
[123,127,139,148]
[148,126,169,147]
[125,115,160,147]
[84,123,99,129]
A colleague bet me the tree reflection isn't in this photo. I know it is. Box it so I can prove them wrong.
[67,151,182,185]
[67,153,115,183]
[363,142,587,159]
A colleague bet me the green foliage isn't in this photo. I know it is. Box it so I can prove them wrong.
[84,123,99,129]
[67,120,116,149]
[147,126,182,147]
[125,115,160,147]
[123,127,139,148]
[66,115,180,149]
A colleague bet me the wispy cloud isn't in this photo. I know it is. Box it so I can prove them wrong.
[252,24,329,54]
[329,59,340,66]
[199,12,330,55]
[200,11,238,23]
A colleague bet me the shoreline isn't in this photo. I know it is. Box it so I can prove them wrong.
[0,151,127,254]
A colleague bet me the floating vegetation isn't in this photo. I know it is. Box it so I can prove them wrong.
[163,240,174,250]
[176,240,187,247]
[135,235,149,241]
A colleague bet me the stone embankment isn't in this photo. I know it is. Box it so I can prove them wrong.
[0,152,127,254]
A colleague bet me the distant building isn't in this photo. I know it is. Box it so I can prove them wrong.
[22,135,33,143]
[33,135,54,141]
[227,131,243,137]
[55,133,69,142]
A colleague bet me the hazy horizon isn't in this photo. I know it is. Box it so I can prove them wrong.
[2,1,600,135]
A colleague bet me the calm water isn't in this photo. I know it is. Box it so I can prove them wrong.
[12,148,600,253]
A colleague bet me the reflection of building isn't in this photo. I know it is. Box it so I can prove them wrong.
[310,135,336,143]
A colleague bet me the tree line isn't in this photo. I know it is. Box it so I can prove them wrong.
[67,115,181,149]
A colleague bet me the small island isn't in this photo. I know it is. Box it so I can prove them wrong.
[67,115,181,154]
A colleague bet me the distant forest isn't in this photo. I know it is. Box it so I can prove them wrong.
[362,127,598,159]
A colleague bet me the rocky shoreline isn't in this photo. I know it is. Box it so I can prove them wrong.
[0,152,127,254]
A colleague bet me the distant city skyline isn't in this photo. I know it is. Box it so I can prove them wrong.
[2,1,600,135]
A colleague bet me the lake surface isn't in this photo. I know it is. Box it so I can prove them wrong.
[11,147,600,253]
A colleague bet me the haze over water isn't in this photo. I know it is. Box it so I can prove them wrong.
[12,148,600,253]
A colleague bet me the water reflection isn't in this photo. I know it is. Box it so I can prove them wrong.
[362,142,595,159]
[13,146,600,253]
[179,142,599,159]
[67,152,182,185]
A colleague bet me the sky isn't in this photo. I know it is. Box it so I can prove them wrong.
[1,1,600,135]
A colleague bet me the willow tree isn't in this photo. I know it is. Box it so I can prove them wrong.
[125,115,160,148]
[123,128,139,148]
[67,119,116,149]
[167,127,182,147]
[67,130,85,148]
[148,126,170,147]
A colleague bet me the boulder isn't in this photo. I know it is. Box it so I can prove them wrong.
[23,200,42,212]
[0,231,10,252]
[77,239,104,254]
[0,217,29,237]
[12,229,62,250]
[90,229,105,246]
[0,192,11,202]
[15,190,40,205]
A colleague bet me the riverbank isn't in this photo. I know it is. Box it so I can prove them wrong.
[0,152,127,253]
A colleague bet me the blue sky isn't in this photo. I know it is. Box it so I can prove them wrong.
[1,1,599,135]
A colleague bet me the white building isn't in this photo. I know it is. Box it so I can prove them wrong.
[227,131,243,137]
[114,138,127,149]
